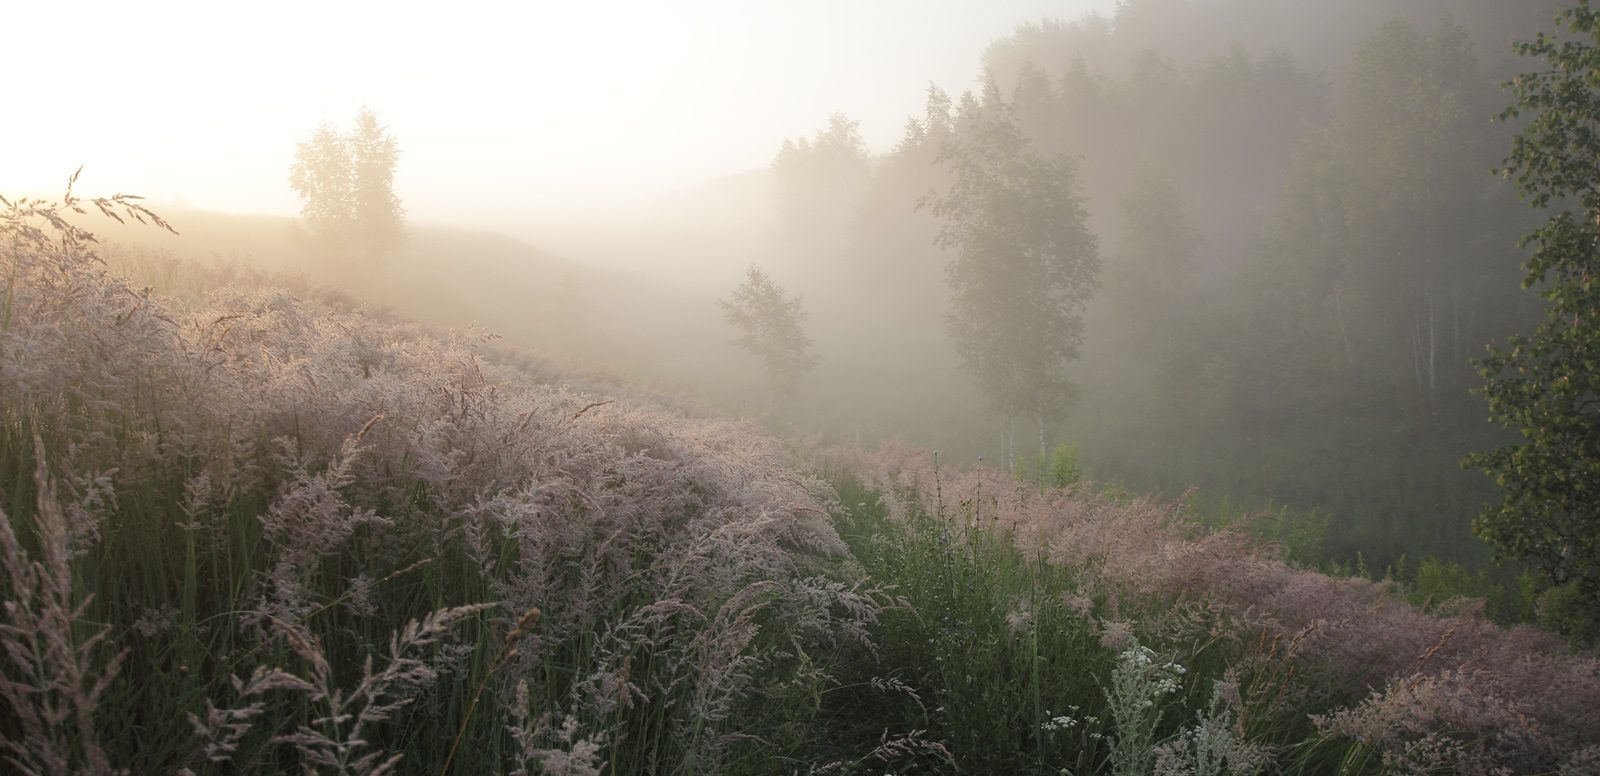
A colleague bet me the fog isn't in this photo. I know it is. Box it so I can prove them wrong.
[9,0,1578,571]
[10,0,1118,222]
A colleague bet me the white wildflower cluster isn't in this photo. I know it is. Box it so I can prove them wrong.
[1119,645,1186,704]
[1039,710,1079,733]
[1149,684,1268,776]
[1106,642,1188,776]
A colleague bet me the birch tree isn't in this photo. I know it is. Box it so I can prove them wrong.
[289,106,406,263]
[925,91,1100,470]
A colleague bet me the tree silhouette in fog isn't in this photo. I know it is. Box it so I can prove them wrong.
[289,106,406,264]
[1105,158,1203,432]
[772,112,870,240]
[719,265,819,416]
[925,88,1100,470]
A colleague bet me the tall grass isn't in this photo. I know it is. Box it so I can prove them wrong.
[828,471,1113,773]
[0,187,898,774]
[5,183,1600,774]
[816,442,1600,774]
[820,468,1329,775]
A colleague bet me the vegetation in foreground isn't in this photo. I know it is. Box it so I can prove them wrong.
[4,189,1600,775]
[819,445,1600,774]
[0,191,888,774]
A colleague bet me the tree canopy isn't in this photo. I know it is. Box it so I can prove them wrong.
[1468,0,1600,624]
[772,113,871,240]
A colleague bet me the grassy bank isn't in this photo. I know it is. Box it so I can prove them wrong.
[0,193,888,774]
[3,193,1598,774]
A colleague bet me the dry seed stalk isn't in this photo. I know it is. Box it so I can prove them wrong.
[572,399,614,419]
[608,655,632,775]
[441,607,540,776]
[237,557,433,664]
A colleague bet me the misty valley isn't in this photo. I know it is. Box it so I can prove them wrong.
[5,0,1600,774]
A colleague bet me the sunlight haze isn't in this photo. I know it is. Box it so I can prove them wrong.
[8,2,1600,769]
[9,0,1116,226]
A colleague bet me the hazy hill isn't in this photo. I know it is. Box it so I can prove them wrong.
[87,206,743,397]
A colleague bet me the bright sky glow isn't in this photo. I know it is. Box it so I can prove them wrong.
[7,0,1116,227]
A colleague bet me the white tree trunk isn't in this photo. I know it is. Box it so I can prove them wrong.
[1009,415,1017,474]
[1336,288,1357,379]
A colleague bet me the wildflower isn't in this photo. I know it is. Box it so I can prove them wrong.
[1039,714,1078,733]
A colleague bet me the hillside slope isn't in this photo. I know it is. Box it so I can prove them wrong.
[6,191,1599,774]
[1,196,869,773]
[89,206,731,389]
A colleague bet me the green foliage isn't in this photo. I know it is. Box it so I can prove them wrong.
[1537,580,1600,648]
[1200,496,1330,570]
[1467,0,1600,628]
[718,264,819,413]
[1016,441,1083,493]
[1049,442,1083,489]
[828,476,1117,774]
[1406,557,1540,625]
[289,106,407,261]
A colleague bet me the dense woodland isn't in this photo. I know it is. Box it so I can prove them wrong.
[762,0,1571,573]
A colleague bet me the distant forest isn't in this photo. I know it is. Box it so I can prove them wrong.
[762,0,1575,572]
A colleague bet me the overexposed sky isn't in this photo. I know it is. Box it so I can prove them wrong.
[7,1,1115,227]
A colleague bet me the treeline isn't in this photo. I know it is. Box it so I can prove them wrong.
[764,0,1569,570]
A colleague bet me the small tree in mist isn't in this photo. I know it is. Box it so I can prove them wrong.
[719,265,819,416]
[924,88,1100,471]
[289,106,406,263]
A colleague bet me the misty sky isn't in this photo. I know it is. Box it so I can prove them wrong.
[8,0,1116,228]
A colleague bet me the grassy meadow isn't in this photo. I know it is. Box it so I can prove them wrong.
[3,186,1599,776]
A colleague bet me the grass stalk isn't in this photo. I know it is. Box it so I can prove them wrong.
[441,607,539,776]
